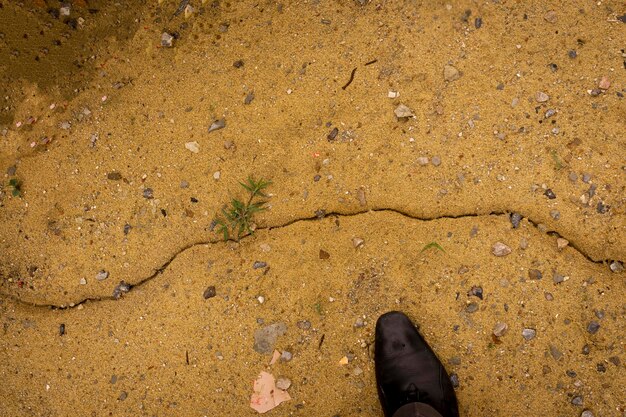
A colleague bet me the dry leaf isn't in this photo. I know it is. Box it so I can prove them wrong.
[250,371,291,413]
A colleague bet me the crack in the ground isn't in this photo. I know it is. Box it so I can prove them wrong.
[1,208,617,310]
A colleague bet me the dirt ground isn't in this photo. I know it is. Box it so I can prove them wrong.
[0,0,624,416]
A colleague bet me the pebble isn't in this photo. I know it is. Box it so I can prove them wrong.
[596,201,609,214]
[544,292,554,301]
[208,119,226,133]
[444,65,461,82]
[571,396,583,406]
[544,108,556,118]
[253,261,267,269]
[474,17,482,28]
[586,321,600,334]
[535,91,549,102]
[492,242,511,256]
[244,92,255,104]
[544,189,556,199]
[161,32,174,47]
[110,375,117,384]
[553,272,567,284]
[203,285,216,299]
[609,261,624,273]
[143,188,154,199]
[79,278,87,285]
[276,377,291,390]
[118,391,128,401]
[213,171,221,180]
[59,323,65,336]
[319,249,330,259]
[581,411,594,417]
[257,296,265,304]
[280,351,293,362]
[598,76,610,90]
[544,10,557,23]
[233,59,244,68]
[465,302,479,313]
[568,50,577,59]
[296,320,311,330]
[556,238,569,250]
[519,238,529,250]
[107,171,122,181]
[416,156,429,166]
[582,173,591,183]
[550,210,560,220]
[522,328,536,341]
[528,269,542,280]
[185,141,200,153]
[510,213,522,228]
[112,281,131,299]
[253,322,287,354]
[568,172,578,182]
[431,156,441,166]
[96,270,109,281]
[180,180,189,188]
[450,373,460,388]
[352,237,364,248]
[357,188,367,206]
[468,286,483,300]
[327,127,339,141]
[550,344,563,361]
[354,317,365,328]
[388,91,399,98]
[394,104,414,118]
[493,322,507,337]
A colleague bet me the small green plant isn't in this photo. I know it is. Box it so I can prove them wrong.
[8,178,22,197]
[420,241,445,253]
[549,149,566,171]
[214,176,271,241]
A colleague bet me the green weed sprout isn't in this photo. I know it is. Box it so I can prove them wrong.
[214,176,271,241]
[8,178,22,197]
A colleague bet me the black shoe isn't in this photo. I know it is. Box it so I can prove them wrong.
[375,311,459,417]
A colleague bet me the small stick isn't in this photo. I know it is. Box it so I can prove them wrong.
[318,334,326,349]
[365,59,378,66]
[342,68,357,90]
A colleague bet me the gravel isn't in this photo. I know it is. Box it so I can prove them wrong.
[522,328,536,340]
[253,322,287,354]
[208,118,226,132]
[493,322,508,337]
[465,302,479,313]
[528,269,542,280]
[510,213,522,228]
[536,91,549,102]
[468,286,483,300]
[394,104,414,118]
[431,156,442,166]
[253,261,267,269]
[203,286,216,299]
[549,344,563,361]
[444,65,461,82]
[492,242,511,256]
[276,377,291,390]
[143,188,154,199]
[450,373,460,388]
[581,411,594,417]
[571,395,583,406]
[609,261,624,273]
[96,270,109,281]
[586,321,600,334]
[544,189,556,199]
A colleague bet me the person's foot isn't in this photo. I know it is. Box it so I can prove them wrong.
[375,311,459,417]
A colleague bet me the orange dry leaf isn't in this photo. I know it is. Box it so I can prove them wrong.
[250,371,291,413]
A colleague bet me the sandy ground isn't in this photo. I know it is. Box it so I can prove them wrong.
[0,0,624,416]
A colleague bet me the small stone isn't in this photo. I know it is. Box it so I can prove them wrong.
[244,92,255,104]
[444,65,460,82]
[544,108,556,118]
[297,320,311,330]
[449,373,459,388]
[493,322,508,337]
[112,281,131,299]
[143,188,154,199]
[118,391,128,401]
[553,272,567,284]
[544,292,554,301]
[510,213,522,228]
[208,119,226,133]
[568,172,578,182]
[327,127,339,141]
[586,321,600,334]
[253,261,267,269]
[519,238,529,250]
[354,317,365,328]
[581,411,594,417]
[233,59,244,68]
[544,189,556,199]
[535,91,549,102]
[213,171,221,180]
[96,270,109,281]
[431,156,441,166]
[276,377,291,390]
[474,17,482,28]
[544,10,557,23]
[110,375,117,384]
[528,269,542,280]
[549,344,563,361]
[596,201,609,214]
[107,171,122,181]
[184,4,194,18]
[253,322,287,354]
[416,156,429,166]
[280,351,293,362]
[568,49,577,59]
[79,278,87,285]
[492,242,511,256]
[352,237,364,248]
[608,356,620,366]
[582,173,591,183]
[387,91,399,98]
[522,328,536,340]
[185,141,200,153]
[394,104,414,118]
[357,188,367,206]
[161,32,174,47]
[556,238,569,249]
[598,76,610,90]
[465,302,479,313]
[319,249,330,259]
[588,88,602,97]
[596,363,606,373]
[609,261,624,273]
[180,180,189,188]
[203,285,216,299]
[550,210,560,220]
[468,286,483,300]
[571,396,583,406]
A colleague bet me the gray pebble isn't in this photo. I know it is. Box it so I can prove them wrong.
[465,302,479,313]
[431,156,441,166]
[96,270,109,281]
[550,210,560,220]
[297,320,311,330]
[448,356,461,365]
[474,17,482,28]
[544,108,556,118]
[581,411,594,417]
[416,156,429,166]
[112,281,131,299]
[244,92,255,104]
[450,373,460,388]
[581,344,590,355]
[550,344,563,360]
[493,322,507,337]
[276,377,291,390]
[161,32,174,47]
[609,261,624,273]
[6,165,16,176]
[354,317,365,328]
[280,351,293,362]
[143,188,154,199]
[118,391,128,401]
[468,286,483,300]
[528,269,542,280]
[180,180,189,188]
[510,213,522,228]
[586,321,600,334]
[110,375,117,384]
[568,50,577,59]
[522,328,536,340]
[253,322,287,354]
[571,395,583,406]
[253,261,267,269]
[203,285,216,299]
[208,118,226,133]
[492,242,511,256]
[553,272,566,284]
[544,189,556,199]
[582,173,591,183]
[596,201,609,214]
[568,172,578,182]
[594,309,605,319]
